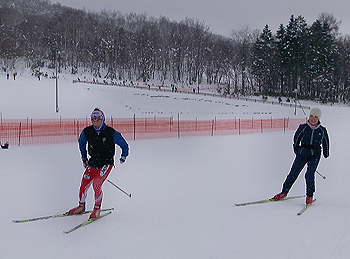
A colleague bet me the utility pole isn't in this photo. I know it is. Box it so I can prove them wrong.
[55,50,60,113]
[294,88,306,116]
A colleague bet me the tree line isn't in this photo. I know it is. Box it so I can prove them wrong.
[1,0,350,103]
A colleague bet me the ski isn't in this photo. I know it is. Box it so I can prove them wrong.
[234,195,304,206]
[297,199,316,215]
[63,211,112,234]
[12,208,114,223]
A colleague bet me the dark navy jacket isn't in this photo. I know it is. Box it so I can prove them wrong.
[79,124,129,168]
[293,122,329,158]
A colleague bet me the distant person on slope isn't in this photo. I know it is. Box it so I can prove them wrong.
[68,108,129,218]
[1,141,9,149]
[273,107,330,204]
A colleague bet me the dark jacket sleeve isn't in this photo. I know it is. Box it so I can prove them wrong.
[293,124,306,155]
[321,126,330,158]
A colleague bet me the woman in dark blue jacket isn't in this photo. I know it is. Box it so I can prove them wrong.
[274,107,330,204]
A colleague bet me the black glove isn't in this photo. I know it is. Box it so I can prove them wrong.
[293,146,299,155]
[119,156,126,164]
[82,159,88,168]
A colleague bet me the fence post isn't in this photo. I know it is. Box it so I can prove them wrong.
[170,116,172,132]
[133,114,136,140]
[271,116,273,128]
[261,118,263,134]
[177,113,180,138]
[31,119,33,137]
[211,119,214,136]
[77,121,79,136]
[18,122,21,146]
[238,119,241,135]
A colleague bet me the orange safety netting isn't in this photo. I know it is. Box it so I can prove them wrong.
[0,117,306,146]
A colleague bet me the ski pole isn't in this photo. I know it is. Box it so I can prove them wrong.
[107,179,132,197]
[316,170,326,179]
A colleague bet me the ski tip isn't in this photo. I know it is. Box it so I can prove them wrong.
[12,219,32,223]
[297,199,316,215]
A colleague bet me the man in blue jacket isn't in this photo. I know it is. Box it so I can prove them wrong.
[69,108,129,218]
[274,107,330,204]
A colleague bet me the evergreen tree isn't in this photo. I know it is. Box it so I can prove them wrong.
[252,25,277,95]
[275,24,288,95]
[307,19,338,101]
[283,15,309,95]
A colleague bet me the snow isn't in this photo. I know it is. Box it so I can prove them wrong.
[1,70,350,259]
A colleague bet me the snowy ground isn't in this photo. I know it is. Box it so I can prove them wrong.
[1,70,350,259]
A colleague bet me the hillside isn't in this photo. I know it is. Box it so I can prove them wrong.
[1,69,350,259]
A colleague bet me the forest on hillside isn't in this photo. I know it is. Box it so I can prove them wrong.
[1,0,350,103]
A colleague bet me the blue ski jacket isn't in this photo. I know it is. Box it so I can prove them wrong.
[293,122,329,158]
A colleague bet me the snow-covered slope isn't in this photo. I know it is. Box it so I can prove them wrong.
[1,71,349,259]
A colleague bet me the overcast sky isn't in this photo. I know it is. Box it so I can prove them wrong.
[55,0,350,37]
